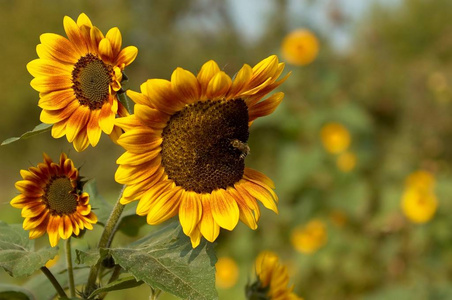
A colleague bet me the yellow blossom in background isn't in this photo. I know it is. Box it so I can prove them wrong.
[401,188,437,223]
[405,170,435,191]
[215,257,239,289]
[320,122,351,154]
[401,170,438,224]
[247,251,303,300]
[291,219,327,254]
[281,29,319,66]
[336,151,357,172]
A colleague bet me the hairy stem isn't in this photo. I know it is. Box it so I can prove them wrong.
[40,266,68,299]
[65,238,76,297]
[85,185,126,296]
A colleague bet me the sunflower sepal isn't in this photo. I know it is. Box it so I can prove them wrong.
[117,88,134,114]
[0,222,59,278]
[1,123,52,146]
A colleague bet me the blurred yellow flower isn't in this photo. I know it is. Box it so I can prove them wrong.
[247,251,303,300]
[336,151,357,172]
[215,257,239,289]
[405,170,435,191]
[281,29,319,66]
[401,188,438,223]
[320,122,351,154]
[291,219,327,254]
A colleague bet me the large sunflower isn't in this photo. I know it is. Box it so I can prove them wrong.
[247,251,302,300]
[27,13,138,151]
[115,55,289,247]
[10,153,97,247]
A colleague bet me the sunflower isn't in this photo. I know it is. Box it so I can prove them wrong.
[115,55,289,247]
[27,13,138,151]
[10,153,97,247]
[247,251,302,300]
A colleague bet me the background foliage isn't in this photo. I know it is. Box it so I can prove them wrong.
[1,0,452,299]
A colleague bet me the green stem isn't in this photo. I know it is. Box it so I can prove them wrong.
[40,266,68,299]
[85,185,126,296]
[65,238,76,298]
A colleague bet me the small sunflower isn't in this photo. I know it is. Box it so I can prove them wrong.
[10,153,97,247]
[115,55,289,247]
[247,251,302,300]
[27,13,138,151]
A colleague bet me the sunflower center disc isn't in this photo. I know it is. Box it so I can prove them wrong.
[72,53,112,110]
[45,177,78,215]
[161,99,249,193]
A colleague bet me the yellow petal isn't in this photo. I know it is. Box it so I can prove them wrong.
[171,68,200,104]
[228,64,252,98]
[146,187,182,225]
[144,79,183,114]
[189,226,202,248]
[199,197,220,243]
[248,92,284,122]
[179,192,202,235]
[206,71,232,100]
[40,33,79,63]
[65,107,90,143]
[27,58,71,77]
[197,60,220,98]
[63,16,88,54]
[117,46,138,67]
[127,90,150,106]
[239,180,278,214]
[99,38,114,61]
[47,216,61,247]
[106,27,122,56]
[210,190,239,231]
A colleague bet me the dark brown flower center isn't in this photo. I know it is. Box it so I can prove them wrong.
[161,99,249,194]
[72,53,113,110]
[45,177,78,215]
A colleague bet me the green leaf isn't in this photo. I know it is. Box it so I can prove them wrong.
[88,276,143,298]
[0,222,58,277]
[0,284,35,300]
[84,180,113,226]
[109,221,218,300]
[24,267,89,300]
[1,123,52,146]
[84,180,147,236]
[116,208,147,237]
[117,91,134,114]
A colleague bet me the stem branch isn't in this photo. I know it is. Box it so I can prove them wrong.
[85,185,126,296]
[40,266,68,299]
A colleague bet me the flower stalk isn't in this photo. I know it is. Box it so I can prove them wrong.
[85,185,126,296]
[65,238,76,297]
[40,266,68,299]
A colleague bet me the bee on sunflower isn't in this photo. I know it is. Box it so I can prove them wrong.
[115,55,289,247]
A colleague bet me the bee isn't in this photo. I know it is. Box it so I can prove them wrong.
[231,139,250,159]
